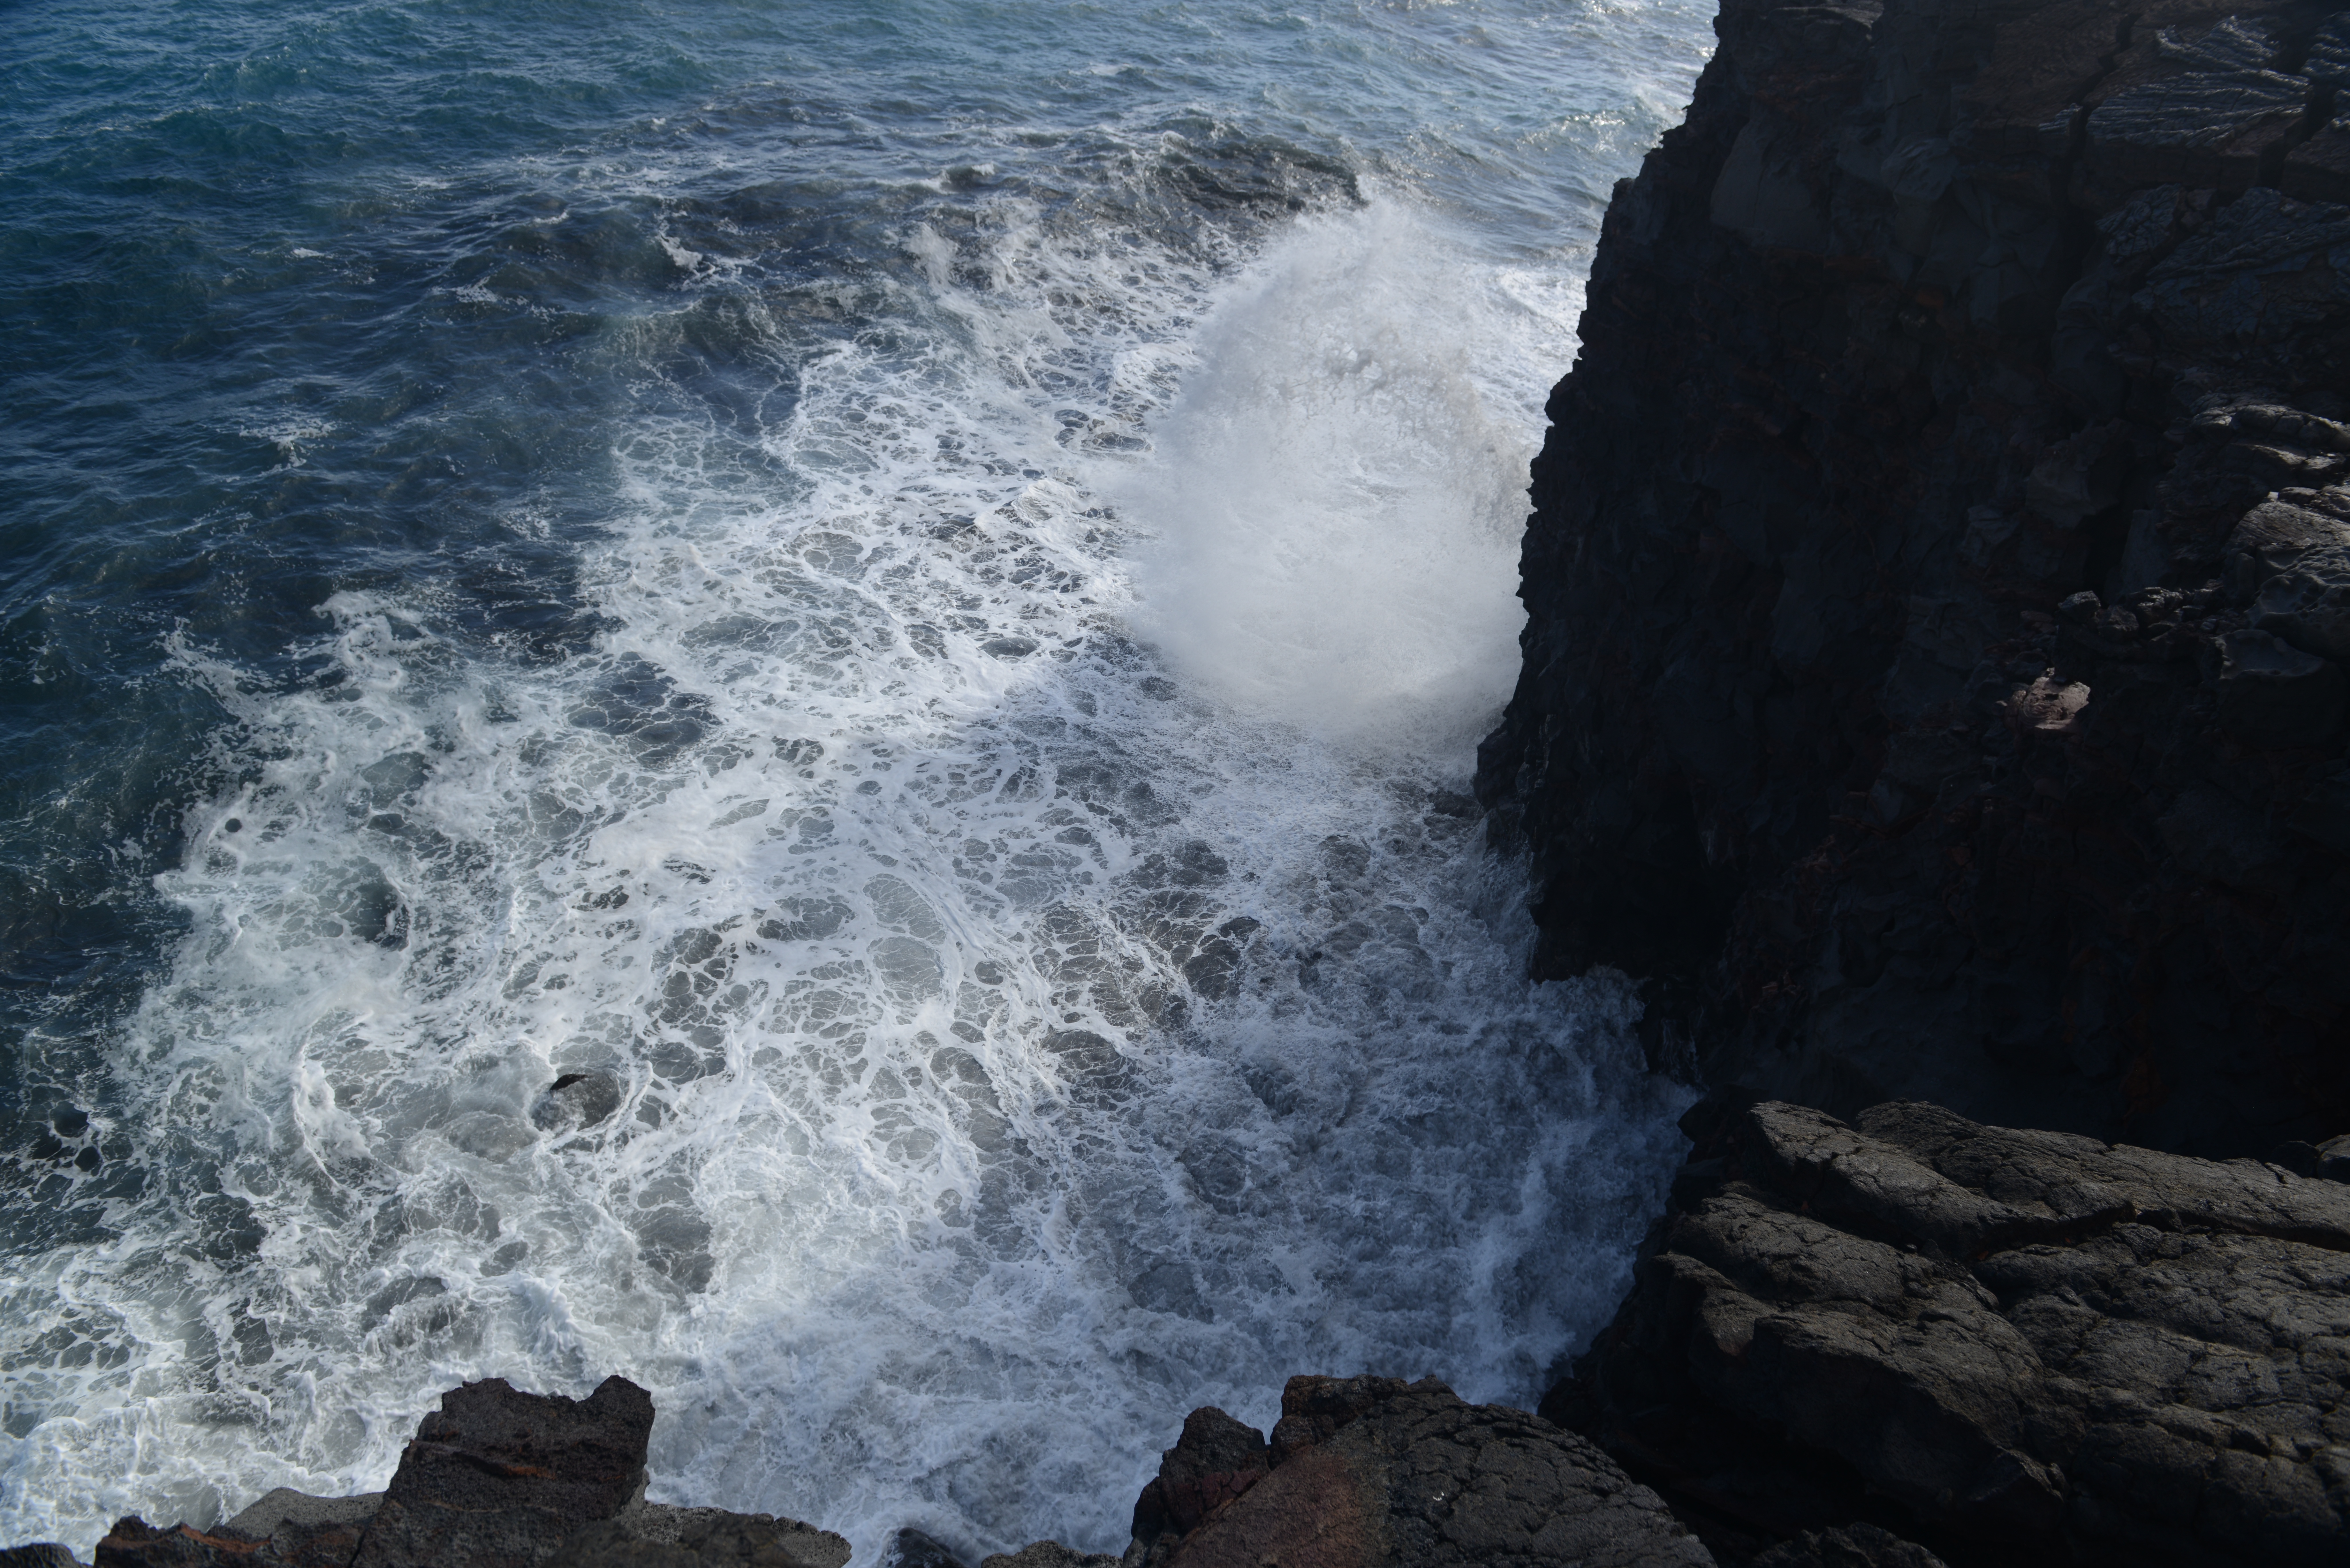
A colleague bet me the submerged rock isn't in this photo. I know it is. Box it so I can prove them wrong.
[878,1528,969,1568]
[533,1070,625,1132]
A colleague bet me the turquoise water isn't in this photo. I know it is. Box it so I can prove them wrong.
[1,2,1709,1558]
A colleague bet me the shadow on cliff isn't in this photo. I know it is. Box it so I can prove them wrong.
[1478,0,2350,1159]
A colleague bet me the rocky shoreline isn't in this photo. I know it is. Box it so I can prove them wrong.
[12,0,2350,1562]
[20,1096,2345,1567]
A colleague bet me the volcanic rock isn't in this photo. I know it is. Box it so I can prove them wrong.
[77,1379,846,1568]
[878,1529,969,1568]
[351,1376,654,1568]
[1476,0,2350,1152]
[1129,1374,1714,1568]
[546,1508,848,1568]
[1551,1094,2350,1566]
[0,1549,86,1568]
[1750,1527,1945,1568]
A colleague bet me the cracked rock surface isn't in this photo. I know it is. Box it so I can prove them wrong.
[1476,0,2350,1153]
[1550,1095,2350,1566]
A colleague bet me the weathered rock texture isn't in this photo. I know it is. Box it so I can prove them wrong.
[65,1378,848,1568]
[9,1374,1726,1568]
[1476,0,2350,1154]
[354,1374,655,1568]
[1550,1095,2350,1565]
[1125,1374,1716,1568]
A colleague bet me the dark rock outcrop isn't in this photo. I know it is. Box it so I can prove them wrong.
[75,1379,847,1568]
[1476,0,2350,1154]
[1550,1094,2350,1565]
[1122,1374,1714,1568]
[11,1375,1717,1568]
[352,1375,655,1568]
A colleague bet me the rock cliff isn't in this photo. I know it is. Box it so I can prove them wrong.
[1475,0,2350,1155]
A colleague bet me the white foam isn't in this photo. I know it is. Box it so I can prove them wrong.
[0,176,1688,1567]
[1116,199,1567,755]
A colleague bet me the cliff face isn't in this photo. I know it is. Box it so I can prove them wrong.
[1476,0,2350,1155]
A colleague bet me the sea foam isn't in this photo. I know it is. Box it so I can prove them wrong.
[1,166,1684,1568]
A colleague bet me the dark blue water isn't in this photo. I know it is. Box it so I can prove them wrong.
[1,2,1709,1557]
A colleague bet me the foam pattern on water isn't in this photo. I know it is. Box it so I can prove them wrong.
[0,160,1691,1567]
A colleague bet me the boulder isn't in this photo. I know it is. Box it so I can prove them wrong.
[533,1071,625,1131]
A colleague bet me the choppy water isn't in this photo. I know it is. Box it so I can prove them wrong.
[0,2,1710,1559]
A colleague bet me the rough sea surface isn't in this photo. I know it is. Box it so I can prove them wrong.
[0,2,1710,1558]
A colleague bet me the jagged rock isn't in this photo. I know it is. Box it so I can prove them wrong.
[351,1376,655,1568]
[1553,1095,2350,1567]
[1477,0,2350,1152]
[1128,1407,1270,1544]
[73,1384,850,1568]
[1131,1375,1713,1568]
[2080,17,2310,195]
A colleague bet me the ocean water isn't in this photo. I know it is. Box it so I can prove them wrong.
[0,1,1711,1559]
